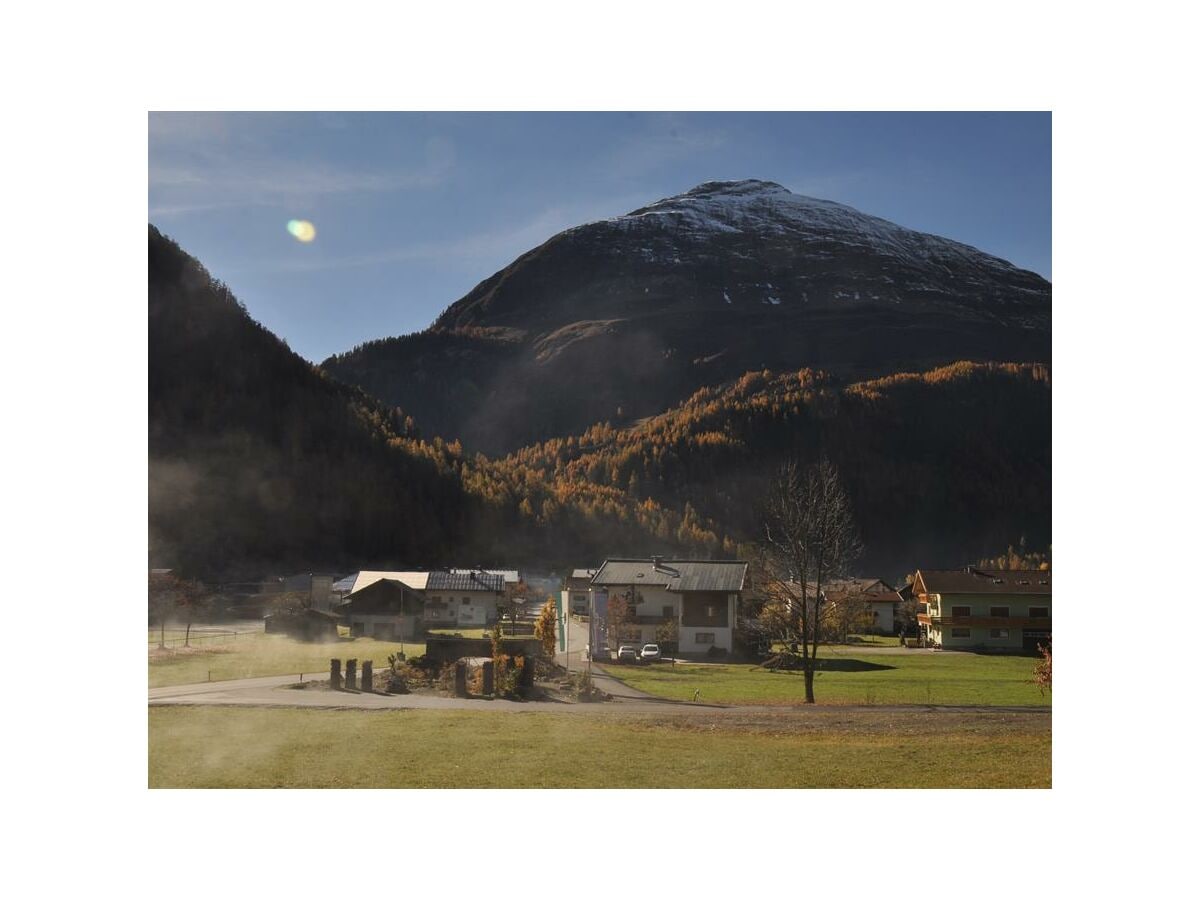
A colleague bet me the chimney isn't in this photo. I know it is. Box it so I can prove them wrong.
[651,555,665,570]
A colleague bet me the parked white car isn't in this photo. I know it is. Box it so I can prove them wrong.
[617,644,640,663]
[640,643,662,662]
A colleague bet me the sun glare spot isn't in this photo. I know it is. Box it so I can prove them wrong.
[287,219,317,242]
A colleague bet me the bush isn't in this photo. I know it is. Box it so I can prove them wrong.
[706,645,729,660]
[436,664,457,695]
[568,671,609,702]
[494,654,526,699]
[733,617,773,660]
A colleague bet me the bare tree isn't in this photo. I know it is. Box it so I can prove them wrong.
[759,458,862,703]
[148,571,209,647]
[148,571,176,649]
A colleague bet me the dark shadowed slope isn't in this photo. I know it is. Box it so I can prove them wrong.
[323,180,1050,455]
[148,226,475,577]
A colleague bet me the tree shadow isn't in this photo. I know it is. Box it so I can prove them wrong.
[814,658,895,673]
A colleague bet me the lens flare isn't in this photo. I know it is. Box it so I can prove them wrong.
[287,219,317,242]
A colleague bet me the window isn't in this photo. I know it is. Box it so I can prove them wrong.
[951,606,971,617]
[990,606,1010,618]
[706,605,717,619]
[990,628,1010,639]
[461,598,469,605]
[951,627,971,638]
[695,632,715,644]
[1030,607,1049,618]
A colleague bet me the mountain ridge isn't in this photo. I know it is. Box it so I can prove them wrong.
[323,179,1050,455]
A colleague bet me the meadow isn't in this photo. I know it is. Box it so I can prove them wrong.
[599,649,1050,707]
[149,706,1051,788]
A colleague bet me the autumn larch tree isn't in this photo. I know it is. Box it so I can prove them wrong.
[758,458,862,703]
[534,598,558,659]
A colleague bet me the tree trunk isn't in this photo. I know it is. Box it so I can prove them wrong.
[803,666,815,703]
[159,616,165,650]
[185,620,191,647]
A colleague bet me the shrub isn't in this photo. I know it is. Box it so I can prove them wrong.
[568,671,609,702]
[733,617,773,660]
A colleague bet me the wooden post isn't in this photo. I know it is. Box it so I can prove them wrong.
[454,661,468,697]
[345,658,357,690]
[330,658,342,690]
[361,660,373,693]
[481,660,494,695]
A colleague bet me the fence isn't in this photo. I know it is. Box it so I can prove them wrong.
[148,624,262,649]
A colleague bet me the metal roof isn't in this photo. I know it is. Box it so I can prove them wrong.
[426,570,506,592]
[570,568,598,580]
[916,568,1051,596]
[452,568,520,584]
[590,559,747,593]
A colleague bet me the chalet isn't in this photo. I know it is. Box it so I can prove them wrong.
[823,577,901,634]
[914,567,1051,651]
[589,557,747,656]
[564,568,598,614]
[337,578,426,640]
[422,570,506,627]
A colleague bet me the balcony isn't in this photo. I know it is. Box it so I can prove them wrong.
[918,614,1051,627]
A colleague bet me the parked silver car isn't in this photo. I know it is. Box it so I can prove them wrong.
[617,644,640,663]
[639,643,662,662]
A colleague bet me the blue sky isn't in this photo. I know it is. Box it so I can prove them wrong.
[149,112,1051,362]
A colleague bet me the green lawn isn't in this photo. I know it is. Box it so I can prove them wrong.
[426,627,489,638]
[601,650,1050,707]
[149,706,1050,788]
[148,633,423,688]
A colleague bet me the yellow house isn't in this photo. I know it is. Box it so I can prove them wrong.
[914,567,1050,652]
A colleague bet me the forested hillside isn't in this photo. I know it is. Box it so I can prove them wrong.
[149,226,476,576]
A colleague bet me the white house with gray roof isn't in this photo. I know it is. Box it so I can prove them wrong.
[589,557,747,656]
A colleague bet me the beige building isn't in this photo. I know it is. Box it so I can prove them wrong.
[422,570,506,627]
[589,557,747,656]
[914,567,1051,651]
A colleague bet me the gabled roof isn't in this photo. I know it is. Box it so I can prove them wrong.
[915,568,1051,596]
[591,559,748,593]
[340,578,425,615]
[570,568,598,581]
[823,577,897,596]
[332,574,357,593]
[452,568,520,584]
[351,571,429,593]
[426,570,505,592]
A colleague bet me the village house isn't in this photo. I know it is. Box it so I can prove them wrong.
[589,557,747,656]
[823,577,901,634]
[564,568,598,614]
[422,570,507,627]
[914,567,1051,651]
[337,577,425,640]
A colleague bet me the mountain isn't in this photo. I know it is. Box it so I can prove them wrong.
[148,226,478,577]
[323,179,1051,455]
